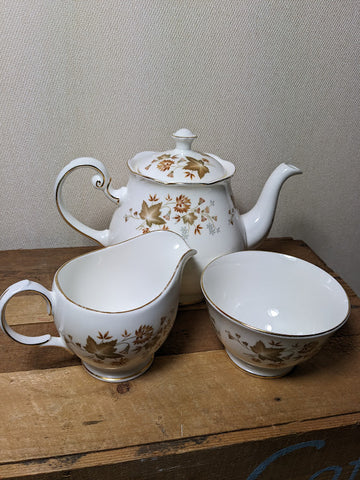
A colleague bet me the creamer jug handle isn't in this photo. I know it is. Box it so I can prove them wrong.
[0,280,67,349]
[55,157,126,246]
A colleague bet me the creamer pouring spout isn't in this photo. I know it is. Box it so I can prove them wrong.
[55,128,302,304]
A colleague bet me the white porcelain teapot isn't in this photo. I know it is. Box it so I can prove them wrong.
[55,128,302,304]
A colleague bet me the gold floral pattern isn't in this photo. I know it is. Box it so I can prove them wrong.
[124,193,219,238]
[144,153,210,180]
[223,328,321,367]
[65,315,173,367]
[174,194,192,213]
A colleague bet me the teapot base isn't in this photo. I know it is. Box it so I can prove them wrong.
[180,293,204,306]
[82,356,154,383]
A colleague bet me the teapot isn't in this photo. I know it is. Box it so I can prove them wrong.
[55,128,302,304]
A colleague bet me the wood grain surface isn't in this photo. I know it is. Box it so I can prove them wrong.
[0,238,359,480]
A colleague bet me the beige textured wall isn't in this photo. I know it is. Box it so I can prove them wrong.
[1,1,359,294]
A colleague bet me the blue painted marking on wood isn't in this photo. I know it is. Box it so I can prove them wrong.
[246,440,326,480]
[349,458,360,480]
[247,440,360,479]
[308,465,343,480]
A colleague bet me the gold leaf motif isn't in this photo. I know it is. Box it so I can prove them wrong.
[250,341,285,363]
[148,194,159,202]
[297,342,319,355]
[182,212,198,225]
[97,331,112,340]
[157,159,174,172]
[224,329,321,367]
[185,171,195,180]
[139,201,166,227]
[65,317,173,367]
[84,336,123,360]
[184,156,210,179]
[124,194,220,237]
[194,224,203,235]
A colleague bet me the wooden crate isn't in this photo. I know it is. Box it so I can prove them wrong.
[0,238,359,480]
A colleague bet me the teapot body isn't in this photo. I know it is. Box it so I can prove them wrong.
[55,129,302,305]
[109,174,247,304]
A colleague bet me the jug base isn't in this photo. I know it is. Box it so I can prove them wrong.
[82,356,154,383]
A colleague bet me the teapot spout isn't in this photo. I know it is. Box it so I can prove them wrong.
[241,163,302,249]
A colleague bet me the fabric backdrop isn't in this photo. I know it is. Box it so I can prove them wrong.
[1,0,359,294]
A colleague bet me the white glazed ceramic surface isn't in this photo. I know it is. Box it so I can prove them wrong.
[201,251,350,378]
[0,231,196,382]
[55,128,302,304]
[129,128,234,184]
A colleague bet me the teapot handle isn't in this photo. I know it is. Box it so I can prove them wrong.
[0,280,67,349]
[54,157,126,246]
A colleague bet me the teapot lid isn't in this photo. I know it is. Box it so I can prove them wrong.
[128,128,235,184]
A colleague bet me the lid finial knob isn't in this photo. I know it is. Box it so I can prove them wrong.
[172,128,197,151]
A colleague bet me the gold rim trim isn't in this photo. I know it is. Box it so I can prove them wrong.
[127,158,235,186]
[54,231,195,314]
[201,252,351,339]
[129,166,234,186]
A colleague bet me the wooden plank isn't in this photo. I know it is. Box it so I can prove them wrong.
[0,238,344,288]
[2,238,358,327]
[1,419,360,479]
[0,246,95,327]
[0,327,358,465]
[5,295,55,326]
[262,238,358,299]
[0,322,78,373]
[0,239,359,480]
[1,304,357,374]
[1,296,358,377]
[0,246,95,292]
[0,308,223,374]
